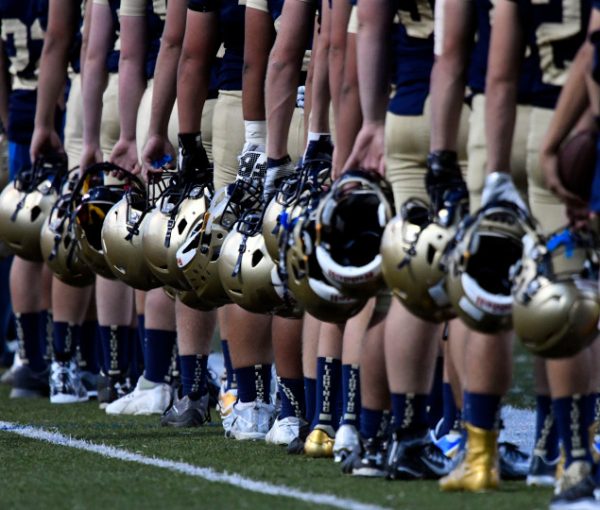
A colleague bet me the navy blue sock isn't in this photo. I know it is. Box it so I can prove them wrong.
[180,354,209,399]
[15,312,45,371]
[167,341,179,382]
[144,329,176,384]
[99,325,130,375]
[137,315,145,357]
[391,393,429,435]
[128,327,143,384]
[437,383,461,436]
[235,364,272,403]
[427,357,444,428]
[463,391,501,431]
[278,377,306,419]
[592,393,600,425]
[360,407,384,440]
[553,395,593,467]
[304,377,316,425]
[78,320,100,374]
[52,322,80,362]
[38,310,52,362]
[533,395,559,460]
[341,364,361,427]
[311,357,341,430]
[221,339,237,390]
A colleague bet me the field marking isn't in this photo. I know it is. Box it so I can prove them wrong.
[0,421,389,510]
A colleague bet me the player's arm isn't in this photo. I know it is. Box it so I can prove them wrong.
[110,0,147,173]
[483,0,527,209]
[177,3,218,178]
[80,0,93,78]
[30,0,78,161]
[0,39,9,132]
[429,0,474,152]
[540,10,600,210]
[81,0,114,170]
[141,0,187,177]
[343,0,394,174]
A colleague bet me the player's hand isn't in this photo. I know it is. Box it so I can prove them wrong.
[141,134,176,182]
[425,150,468,214]
[178,133,210,182]
[110,138,141,177]
[540,147,588,215]
[481,171,529,214]
[343,121,385,176]
[79,144,103,176]
[30,126,64,164]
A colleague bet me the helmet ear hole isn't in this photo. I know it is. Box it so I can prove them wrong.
[177,218,187,235]
[426,244,436,265]
[30,205,42,223]
[251,249,263,268]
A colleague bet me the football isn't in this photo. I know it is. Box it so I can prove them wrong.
[558,129,597,200]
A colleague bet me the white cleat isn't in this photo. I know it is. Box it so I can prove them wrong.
[230,400,275,441]
[105,375,171,415]
[333,424,360,463]
[265,416,307,446]
[49,360,89,404]
[0,351,23,386]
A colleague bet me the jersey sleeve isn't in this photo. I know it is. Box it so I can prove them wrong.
[120,0,147,16]
[246,0,268,13]
[188,0,219,12]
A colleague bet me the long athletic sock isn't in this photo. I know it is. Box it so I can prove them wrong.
[15,312,45,371]
[137,315,145,356]
[278,377,306,419]
[235,364,272,403]
[304,377,316,426]
[341,364,361,427]
[463,391,501,430]
[99,325,130,375]
[436,383,461,437]
[360,408,385,440]
[553,395,593,467]
[180,354,209,400]
[144,329,176,384]
[427,357,444,428]
[128,326,143,384]
[78,320,100,374]
[311,357,341,431]
[533,395,559,459]
[52,322,80,362]
[221,339,237,390]
[39,310,53,362]
[391,393,429,435]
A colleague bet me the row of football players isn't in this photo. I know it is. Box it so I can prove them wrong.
[3,0,600,507]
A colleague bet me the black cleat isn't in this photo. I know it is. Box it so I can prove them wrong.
[342,437,387,478]
[549,462,598,510]
[9,364,49,398]
[97,371,130,409]
[527,453,559,487]
[160,393,210,428]
[499,441,530,480]
[386,431,452,480]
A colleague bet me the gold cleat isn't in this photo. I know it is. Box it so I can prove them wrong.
[218,387,238,419]
[439,423,499,492]
[304,426,335,458]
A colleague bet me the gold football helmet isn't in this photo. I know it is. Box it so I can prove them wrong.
[381,199,456,323]
[512,228,600,358]
[40,169,94,286]
[0,156,68,261]
[142,175,212,290]
[285,206,366,323]
[102,186,162,290]
[446,202,528,333]
[315,170,394,298]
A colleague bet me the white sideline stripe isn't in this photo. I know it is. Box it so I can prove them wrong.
[0,421,389,510]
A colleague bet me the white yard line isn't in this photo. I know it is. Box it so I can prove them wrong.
[0,421,389,510]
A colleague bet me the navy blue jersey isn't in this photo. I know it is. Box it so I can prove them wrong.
[0,0,48,143]
[106,0,121,73]
[515,0,591,109]
[145,0,166,78]
[388,0,435,116]
[188,0,245,91]
[467,0,535,104]
[68,2,85,74]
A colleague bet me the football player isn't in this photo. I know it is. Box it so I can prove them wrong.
[0,0,54,398]
[345,0,460,480]
[178,0,281,440]
[30,0,96,403]
[81,0,138,408]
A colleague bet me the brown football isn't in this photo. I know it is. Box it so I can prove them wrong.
[558,129,597,201]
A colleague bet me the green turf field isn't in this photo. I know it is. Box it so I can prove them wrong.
[0,343,547,510]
